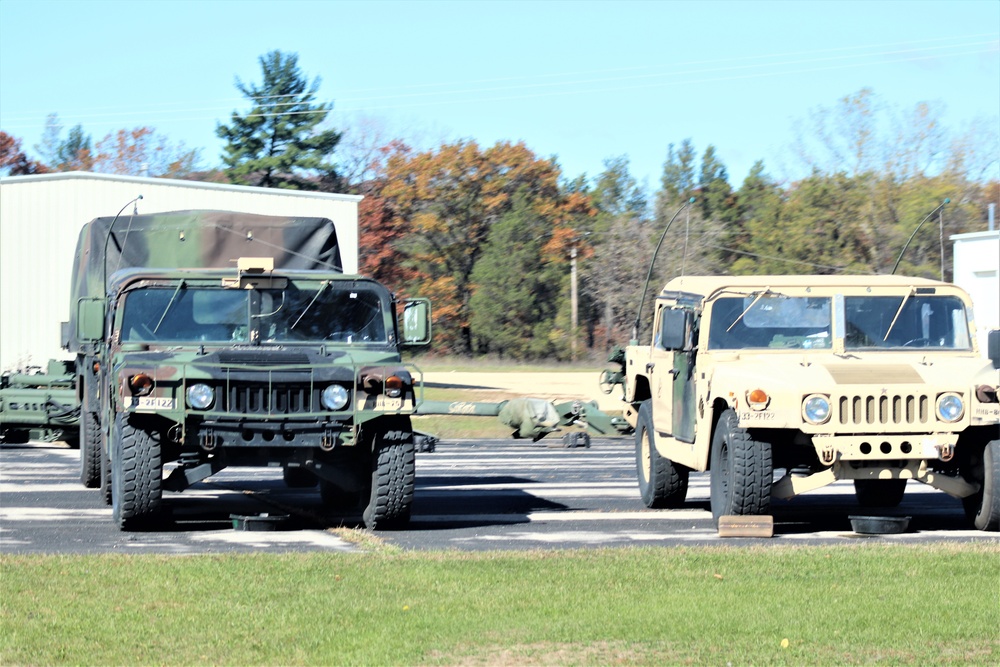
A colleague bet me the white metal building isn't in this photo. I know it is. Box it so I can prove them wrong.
[951,229,1000,355]
[0,171,362,371]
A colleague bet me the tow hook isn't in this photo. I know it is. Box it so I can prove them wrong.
[320,428,338,452]
[937,443,954,462]
[820,444,836,466]
[200,430,218,451]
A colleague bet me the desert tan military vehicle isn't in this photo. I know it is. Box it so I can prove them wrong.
[615,274,1000,530]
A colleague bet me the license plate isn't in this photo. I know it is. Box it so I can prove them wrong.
[133,396,176,410]
[375,396,403,410]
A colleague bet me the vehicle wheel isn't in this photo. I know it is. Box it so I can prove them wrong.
[709,409,772,523]
[1,430,29,444]
[853,479,907,508]
[962,439,1000,531]
[361,426,416,530]
[99,418,112,505]
[635,400,689,508]
[111,413,163,530]
[79,409,102,488]
[282,466,318,488]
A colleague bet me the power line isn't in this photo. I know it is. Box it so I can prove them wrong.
[1,34,995,131]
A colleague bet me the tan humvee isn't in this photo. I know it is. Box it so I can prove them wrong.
[619,275,1000,530]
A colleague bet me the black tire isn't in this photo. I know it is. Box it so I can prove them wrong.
[963,439,1000,531]
[79,409,102,488]
[361,428,416,530]
[709,409,772,523]
[635,400,689,508]
[282,466,318,488]
[111,413,163,530]
[2,430,30,444]
[853,479,907,508]
[99,440,112,505]
[99,417,112,505]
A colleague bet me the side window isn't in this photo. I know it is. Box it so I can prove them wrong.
[657,307,695,350]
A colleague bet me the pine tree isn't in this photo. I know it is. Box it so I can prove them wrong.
[57,125,93,170]
[468,196,563,358]
[658,139,697,204]
[216,50,340,189]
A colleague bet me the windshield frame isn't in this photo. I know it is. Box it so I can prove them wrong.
[116,278,393,347]
[701,286,975,353]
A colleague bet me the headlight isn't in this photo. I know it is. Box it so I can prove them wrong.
[802,394,831,424]
[936,393,964,422]
[321,384,350,410]
[186,383,215,410]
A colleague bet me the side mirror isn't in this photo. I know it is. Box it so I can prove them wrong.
[988,329,1000,370]
[77,298,105,342]
[401,299,431,346]
[659,308,692,351]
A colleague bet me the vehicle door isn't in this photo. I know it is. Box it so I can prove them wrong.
[650,305,698,442]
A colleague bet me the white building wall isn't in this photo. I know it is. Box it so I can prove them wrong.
[951,230,1000,356]
[0,172,361,371]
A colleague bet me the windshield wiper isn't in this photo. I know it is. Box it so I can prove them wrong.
[882,286,915,342]
[726,287,773,332]
[153,280,186,334]
[290,281,329,331]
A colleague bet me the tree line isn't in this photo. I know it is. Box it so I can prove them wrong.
[2,52,997,361]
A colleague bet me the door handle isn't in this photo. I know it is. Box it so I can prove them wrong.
[645,363,655,374]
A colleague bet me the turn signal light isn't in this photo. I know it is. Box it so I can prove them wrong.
[128,373,155,396]
[747,388,770,411]
[385,375,404,398]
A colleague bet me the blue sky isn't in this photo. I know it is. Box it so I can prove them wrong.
[1,0,997,190]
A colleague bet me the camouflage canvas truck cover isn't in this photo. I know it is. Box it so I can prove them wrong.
[68,210,431,530]
[615,274,1000,531]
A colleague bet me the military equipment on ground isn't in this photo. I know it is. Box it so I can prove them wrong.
[604,274,1000,531]
[0,360,79,445]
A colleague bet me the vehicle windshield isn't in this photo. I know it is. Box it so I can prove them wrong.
[259,285,387,343]
[121,284,388,344]
[708,296,832,350]
[844,295,971,350]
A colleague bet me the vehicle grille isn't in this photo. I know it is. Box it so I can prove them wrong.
[836,393,931,427]
[223,384,319,415]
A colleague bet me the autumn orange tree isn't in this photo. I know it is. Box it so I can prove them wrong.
[379,140,593,355]
[0,131,48,175]
[92,127,199,177]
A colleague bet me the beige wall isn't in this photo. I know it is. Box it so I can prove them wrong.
[0,172,361,371]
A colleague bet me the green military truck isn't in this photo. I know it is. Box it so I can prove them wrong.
[68,210,433,530]
[608,274,1000,531]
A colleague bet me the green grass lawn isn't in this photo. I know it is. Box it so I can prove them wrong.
[2,544,997,665]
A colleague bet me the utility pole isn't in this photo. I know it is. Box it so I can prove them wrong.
[570,245,578,361]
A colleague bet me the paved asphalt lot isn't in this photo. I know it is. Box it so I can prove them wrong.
[1,437,996,554]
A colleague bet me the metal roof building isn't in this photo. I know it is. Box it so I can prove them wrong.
[951,229,1000,356]
[0,171,362,371]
